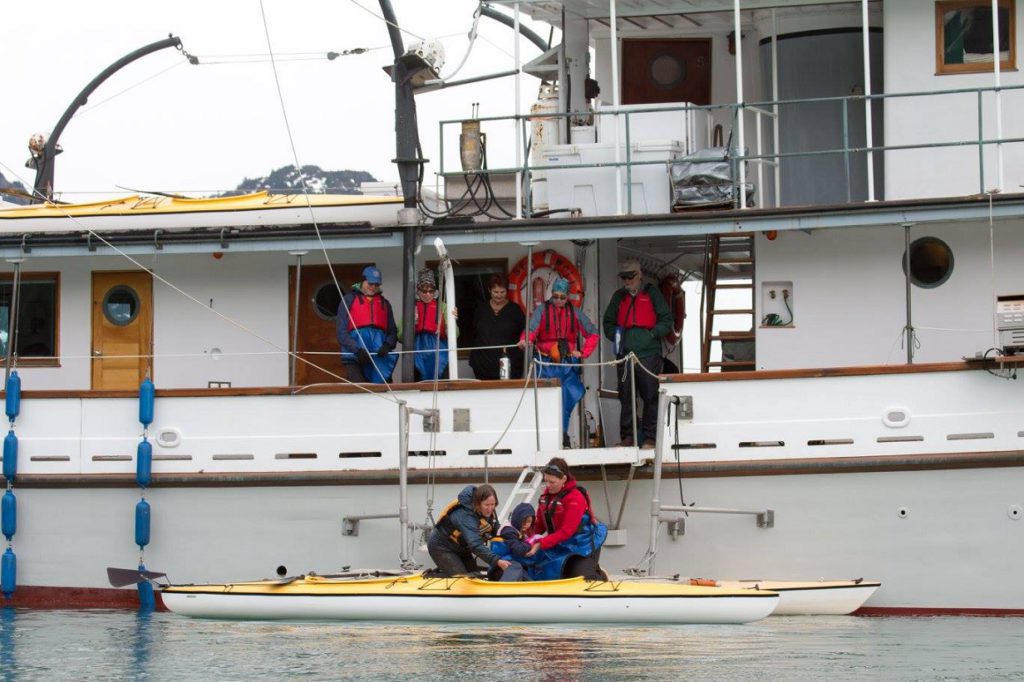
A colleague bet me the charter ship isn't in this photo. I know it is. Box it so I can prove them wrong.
[0,0,1022,615]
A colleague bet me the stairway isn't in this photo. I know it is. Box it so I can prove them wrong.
[700,234,756,372]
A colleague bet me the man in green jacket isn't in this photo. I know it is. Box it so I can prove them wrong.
[602,259,673,447]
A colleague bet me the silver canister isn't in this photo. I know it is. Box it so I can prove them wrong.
[499,354,511,380]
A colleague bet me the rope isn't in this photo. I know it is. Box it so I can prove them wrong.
[75,61,186,118]
[345,0,425,41]
[257,0,400,404]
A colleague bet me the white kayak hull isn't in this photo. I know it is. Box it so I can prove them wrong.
[727,581,882,616]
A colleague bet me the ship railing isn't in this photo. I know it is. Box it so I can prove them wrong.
[435,82,1024,216]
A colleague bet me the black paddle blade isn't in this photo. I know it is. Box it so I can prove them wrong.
[106,567,168,588]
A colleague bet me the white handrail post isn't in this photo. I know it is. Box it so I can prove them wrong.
[432,238,459,379]
[862,0,876,201]
[610,0,623,215]
[771,9,781,207]
[734,0,747,209]
[992,0,1005,191]
[514,2,523,218]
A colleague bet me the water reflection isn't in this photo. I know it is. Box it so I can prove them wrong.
[0,612,1016,681]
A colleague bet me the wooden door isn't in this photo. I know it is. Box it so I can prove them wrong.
[289,264,369,386]
[91,271,153,390]
[622,39,712,105]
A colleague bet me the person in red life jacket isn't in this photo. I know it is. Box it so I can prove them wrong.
[518,277,599,447]
[601,259,673,448]
[413,268,454,381]
[526,457,607,580]
[336,265,398,384]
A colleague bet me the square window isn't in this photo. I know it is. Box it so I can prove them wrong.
[0,274,59,365]
[936,1,1016,74]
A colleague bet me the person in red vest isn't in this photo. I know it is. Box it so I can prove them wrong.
[602,259,672,447]
[519,277,599,447]
[413,268,451,381]
[337,265,398,383]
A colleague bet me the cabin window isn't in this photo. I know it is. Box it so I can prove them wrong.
[903,237,954,288]
[313,282,342,320]
[936,1,1016,74]
[0,273,59,364]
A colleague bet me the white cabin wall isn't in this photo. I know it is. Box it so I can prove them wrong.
[755,220,1024,369]
[884,0,1024,198]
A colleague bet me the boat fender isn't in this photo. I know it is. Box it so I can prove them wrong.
[508,250,585,310]
[139,378,155,427]
[2,431,16,481]
[1,491,14,541]
[136,440,152,488]
[1,548,15,599]
[137,562,155,611]
[4,372,20,421]
[135,499,151,549]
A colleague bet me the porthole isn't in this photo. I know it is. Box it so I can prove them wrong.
[313,283,341,320]
[902,237,954,288]
[650,54,686,88]
[102,286,140,326]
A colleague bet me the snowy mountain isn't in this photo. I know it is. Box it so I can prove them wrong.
[224,165,376,196]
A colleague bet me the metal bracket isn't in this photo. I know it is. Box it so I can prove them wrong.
[342,512,399,536]
[666,518,685,539]
[219,228,230,249]
[422,408,440,433]
[757,509,775,528]
[673,395,693,420]
[86,232,95,252]
[153,229,163,250]
[20,234,32,254]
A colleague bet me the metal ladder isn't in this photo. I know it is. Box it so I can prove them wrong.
[497,466,545,522]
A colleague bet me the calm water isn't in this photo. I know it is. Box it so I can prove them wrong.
[0,609,1018,681]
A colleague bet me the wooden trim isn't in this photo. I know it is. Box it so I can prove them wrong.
[662,356,1024,383]
[0,378,558,400]
[6,449,1021,488]
[935,0,1017,75]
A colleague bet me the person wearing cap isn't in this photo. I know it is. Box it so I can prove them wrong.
[525,457,607,581]
[413,268,455,381]
[337,265,399,383]
[517,276,599,447]
[602,260,673,447]
[486,502,537,582]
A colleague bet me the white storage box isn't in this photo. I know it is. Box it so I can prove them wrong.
[595,101,712,154]
[541,141,682,216]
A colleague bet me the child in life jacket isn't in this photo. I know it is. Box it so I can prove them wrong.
[488,502,537,581]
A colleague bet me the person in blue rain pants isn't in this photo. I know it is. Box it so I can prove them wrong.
[337,265,399,383]
[413,268,453,381]
[518,277,599,447]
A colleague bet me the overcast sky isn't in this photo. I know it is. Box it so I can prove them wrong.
[1,0,555,199]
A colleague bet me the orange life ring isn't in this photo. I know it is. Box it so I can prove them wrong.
[508,250,585,311]
[659,274,686,351]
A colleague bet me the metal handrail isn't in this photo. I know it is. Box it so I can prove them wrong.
[437,82,1024,213]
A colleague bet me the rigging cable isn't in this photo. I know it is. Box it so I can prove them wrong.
[258,0,400,401]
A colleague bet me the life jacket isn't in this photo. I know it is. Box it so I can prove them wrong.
[535,301,579,347]
[414,298,445,337]
[615,284,657,330]
[540,484,598,537]
[346,292,389,332]
[434,497,497,548]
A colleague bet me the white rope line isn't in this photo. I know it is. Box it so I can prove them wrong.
[258,0,400,404]
[345,0,425,41]
[76,61,186,118]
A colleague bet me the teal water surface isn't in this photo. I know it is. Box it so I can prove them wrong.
[0,609,1019,681]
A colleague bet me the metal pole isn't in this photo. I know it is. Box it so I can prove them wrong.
[514,2,523,219]
[630,355,639,446]
[647,390,670,575]
[433,238,459,379]
[289,251,307,388]
[903,224,914,364]
[734,0,747,209]
[610,0,623,215]
[3,260,23,386]
[398,402,410,564]
[862,0,876,201]
[523,242,537,369]
[771,9,781,207]
[991,0,1005,191]
[33,36,183,201]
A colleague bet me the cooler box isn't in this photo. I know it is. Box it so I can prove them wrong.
[541,141,682,217]
[594,101,712,154]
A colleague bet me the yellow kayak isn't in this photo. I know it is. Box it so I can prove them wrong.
[161,572,779,624]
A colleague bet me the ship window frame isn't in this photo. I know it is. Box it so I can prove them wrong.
[935,0,1017,75]
[0,272,60,367]
[902,236,955,289]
